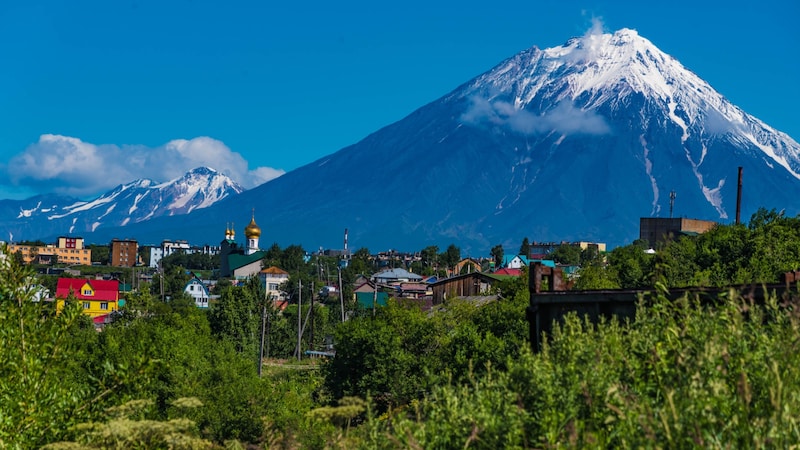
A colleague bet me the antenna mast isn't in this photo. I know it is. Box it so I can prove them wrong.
[669,191,676,218]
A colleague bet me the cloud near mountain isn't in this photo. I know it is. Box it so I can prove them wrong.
[461,97,611,136]
[4,135,284,197]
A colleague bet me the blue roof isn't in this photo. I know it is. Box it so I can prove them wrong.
[530,259,556,268]
[371,268,423,281]
[502,255,530,266]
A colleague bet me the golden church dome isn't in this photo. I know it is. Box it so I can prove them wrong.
[245,216,261,238]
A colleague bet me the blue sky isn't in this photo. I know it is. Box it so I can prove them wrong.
[1,0,797,199]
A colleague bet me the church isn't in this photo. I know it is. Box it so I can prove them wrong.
[218,213,267,279]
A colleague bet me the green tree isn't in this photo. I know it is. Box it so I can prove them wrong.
[208,278,263,354]
[519,237,531,258]
[550,243,581,265]
[580,246,602,266]
[0,244,123,447]
[440,244,461,273]
[323,300,446,411]
[281,245,307,273]
[262,242,283,268]
[490,244,504,269]
[90,244,110,265]
[653,235,700,287]
[343,247,372,278]
[606,239,655,288]
[368,289,800,448]
[420,245,439,271]
[151,265,192,300]
[573,261,618,290]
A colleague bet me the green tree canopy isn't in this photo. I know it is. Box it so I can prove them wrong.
[519,237,531,257]
[490,244,504,269]
[550,243,581,265]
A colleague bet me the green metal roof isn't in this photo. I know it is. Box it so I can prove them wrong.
[227,251,266,271]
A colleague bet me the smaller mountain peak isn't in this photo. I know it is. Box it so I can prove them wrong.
[188,166,218,175]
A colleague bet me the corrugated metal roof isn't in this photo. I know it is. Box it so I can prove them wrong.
[56,278,119,301]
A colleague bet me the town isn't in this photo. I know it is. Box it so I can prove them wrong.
[5,212,718,331]
[3,207,800,448]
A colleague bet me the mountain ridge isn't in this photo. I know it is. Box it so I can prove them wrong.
[0,167,243,242]
[9,28,800,253]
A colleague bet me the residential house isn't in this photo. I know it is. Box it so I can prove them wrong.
[56,278,121,318]
[371,268,423,284]
[502,255,530,269]
[29,284,51,302]
[453,258,482,275]
[260,266,290,301]
[353,278,376,294]
[395,281,430,299]
[183,277,210,308]
[493,267,522,277]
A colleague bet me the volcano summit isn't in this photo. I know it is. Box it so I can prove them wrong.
[25,28,800,252]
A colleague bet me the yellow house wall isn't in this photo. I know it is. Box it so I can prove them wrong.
[56,298,119,318]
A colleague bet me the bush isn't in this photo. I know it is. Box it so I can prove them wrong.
[366,288,800,448]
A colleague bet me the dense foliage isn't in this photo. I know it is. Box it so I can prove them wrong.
[577,208,800,289]
[159,251,220,272]
[6,210,800,448]
[364,289,800,448]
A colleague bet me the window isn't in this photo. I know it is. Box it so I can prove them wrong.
[83,289,92,296]
[190,285,195,291]
[100,302,108,310]
[82,302,90,309]
[269,283,279,291]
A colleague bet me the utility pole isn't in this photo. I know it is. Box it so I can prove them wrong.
[258,301,266,377]
[338,266,345,322]
[309,281,315,352]
[372,279,377,317]
[297,278,302,361]
[159,260,164,301]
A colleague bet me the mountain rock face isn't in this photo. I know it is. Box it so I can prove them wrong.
[35,29,800,252]
[1,167,243,242]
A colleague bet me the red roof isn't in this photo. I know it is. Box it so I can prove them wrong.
[56,278,119,301]
[93,313,114,324]
[493,268,522,276]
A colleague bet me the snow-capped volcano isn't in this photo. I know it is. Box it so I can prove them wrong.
[15,28,800,251]
[1,167,243,242]
[442,28,800,232]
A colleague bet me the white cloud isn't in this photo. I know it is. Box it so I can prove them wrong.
[461,96,611,136]
[4,135,284,197]
[563,16,608,64]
